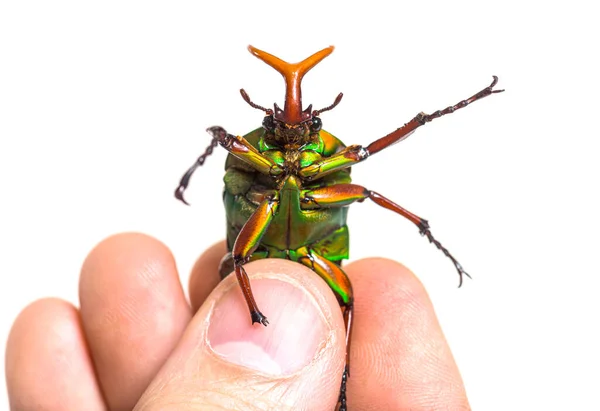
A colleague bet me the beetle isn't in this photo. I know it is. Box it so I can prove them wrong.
[174,45,503,410]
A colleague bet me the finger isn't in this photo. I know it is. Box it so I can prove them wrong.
[134,259,347,411]
[5,298,107,411]
[345,258,469,410]
[188,240,226,313]
[79,232,192,411]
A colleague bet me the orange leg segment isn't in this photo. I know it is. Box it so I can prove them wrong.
[232,193,279,325]
[298,76,503,181]
[302,184,471,286]
[297,247,353,411]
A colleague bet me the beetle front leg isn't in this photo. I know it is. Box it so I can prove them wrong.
[174,127,283,204]
[231,192,279,325]
[302,184,471,286]
[300,76,503,181]
[206,126,283,176]
[366,76,504,155]
[174,136,219,205]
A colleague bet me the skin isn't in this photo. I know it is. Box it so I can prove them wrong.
[5,232,470,410]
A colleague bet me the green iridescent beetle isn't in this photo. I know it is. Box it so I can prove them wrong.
[175,45,503,410]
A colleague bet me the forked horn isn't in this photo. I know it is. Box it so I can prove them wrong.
[248,45,334,124]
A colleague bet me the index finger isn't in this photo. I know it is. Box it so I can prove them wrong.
[345,258,470,410]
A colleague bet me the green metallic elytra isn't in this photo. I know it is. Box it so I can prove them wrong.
[173,45,504,411]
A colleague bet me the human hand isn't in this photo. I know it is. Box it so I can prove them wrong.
[5,233,470,410]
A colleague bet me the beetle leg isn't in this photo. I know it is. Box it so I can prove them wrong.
[297,247,353,411]
[297,247,353,308]
[231,192,280,326]
[174,136,219,205]
[206,126,283,176]
[300,76,503,181]
[366,76,504,155]
[302,184,470,286]
[175,127,282,204]
[218,250,269,280]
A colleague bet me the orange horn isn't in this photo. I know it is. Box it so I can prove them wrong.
[248,45,334,124]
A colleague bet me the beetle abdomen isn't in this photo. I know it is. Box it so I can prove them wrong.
[265,175,348,251]
[223,127,351,260]
[223,174,349,255]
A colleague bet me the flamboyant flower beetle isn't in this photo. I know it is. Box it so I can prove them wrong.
[175,45,504,410]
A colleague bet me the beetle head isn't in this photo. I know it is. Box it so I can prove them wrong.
[241,45,343,146]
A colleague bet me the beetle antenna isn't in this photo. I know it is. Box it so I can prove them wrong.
[240,89,273,115]
[313,93,343,116]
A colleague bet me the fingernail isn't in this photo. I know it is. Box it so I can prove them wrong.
[207,277,329,375]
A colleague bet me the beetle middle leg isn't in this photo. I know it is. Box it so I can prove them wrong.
[297,247,353,411]
[302,184,470,286]
[218,250,269,280]
[231,192,279,325]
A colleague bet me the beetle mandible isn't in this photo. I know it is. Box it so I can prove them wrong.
[174,45,503,411]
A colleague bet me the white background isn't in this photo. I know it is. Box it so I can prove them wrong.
[1,1,598,410]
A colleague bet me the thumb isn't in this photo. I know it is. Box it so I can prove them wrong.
[134,259,347,411]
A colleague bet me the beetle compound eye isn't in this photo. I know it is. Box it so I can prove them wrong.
[310,117,322,132]
[262,115,275,132]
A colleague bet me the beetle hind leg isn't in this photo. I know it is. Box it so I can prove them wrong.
[337,311,352,411]
[297,247,353,411]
